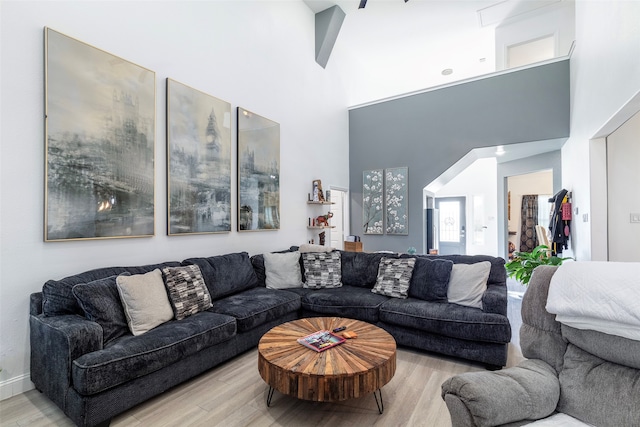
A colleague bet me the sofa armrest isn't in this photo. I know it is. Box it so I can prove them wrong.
[441,359,559,427]
[482,284,507,316]
[30,314,102,409]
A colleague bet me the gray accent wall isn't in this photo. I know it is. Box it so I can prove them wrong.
[349,59,570,253]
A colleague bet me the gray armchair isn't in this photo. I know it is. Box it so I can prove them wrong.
[441,265,640,427]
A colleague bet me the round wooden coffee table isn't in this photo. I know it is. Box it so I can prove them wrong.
[257,317,396,413]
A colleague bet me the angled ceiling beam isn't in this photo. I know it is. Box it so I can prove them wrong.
[315,5,346,68]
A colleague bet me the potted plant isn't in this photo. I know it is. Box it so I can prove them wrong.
[505,245,572,286]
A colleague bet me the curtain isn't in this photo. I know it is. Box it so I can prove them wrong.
[520,195,538,252]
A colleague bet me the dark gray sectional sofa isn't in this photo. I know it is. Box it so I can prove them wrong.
[30,248,510,427]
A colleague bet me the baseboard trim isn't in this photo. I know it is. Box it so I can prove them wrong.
[0,373,35,401]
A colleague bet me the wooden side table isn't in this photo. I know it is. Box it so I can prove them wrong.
[257,317,396,413]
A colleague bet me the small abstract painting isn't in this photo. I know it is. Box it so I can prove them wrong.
[385,167,408,235]
[362,169,383,234]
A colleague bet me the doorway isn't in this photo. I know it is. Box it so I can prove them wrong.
[436,197,466,255]
[329,188,347,250]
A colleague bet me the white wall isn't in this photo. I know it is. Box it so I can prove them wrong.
[562,0,640,261]
[435,158,499,256]
[0,1,349,398]
[607,111,640,261]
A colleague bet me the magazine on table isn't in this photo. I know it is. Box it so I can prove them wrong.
[297,330,346,352]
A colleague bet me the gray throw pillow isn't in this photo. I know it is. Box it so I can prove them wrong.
[302,251,342,289]
[371,257,416,298]
[72,273,131,345]
[447,261,491,309]
[116,269,174,335]
[263,251,303,289]
[408,257,454,301]
[162,265,212,320]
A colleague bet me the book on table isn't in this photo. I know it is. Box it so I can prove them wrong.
[297,330,346,352]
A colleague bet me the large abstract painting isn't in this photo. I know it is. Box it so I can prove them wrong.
[167,79,231,235]
[362,169,383,234]
[237,107,280,231]
[45,28,155,241]
[385,167,408,235]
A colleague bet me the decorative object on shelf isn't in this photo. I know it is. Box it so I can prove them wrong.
[363,169,383,234]
[312,179,325,202]
[167,79,231,235]
[407,247,417,255]
[385,167,408,235]
[237,107,280,231]
[316,211,333,227]
[319,231,326,245]
[44,28,155,241]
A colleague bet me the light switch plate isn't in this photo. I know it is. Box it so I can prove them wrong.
[631,213,640,223]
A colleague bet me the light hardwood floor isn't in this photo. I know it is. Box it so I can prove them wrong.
[2,291,526,427]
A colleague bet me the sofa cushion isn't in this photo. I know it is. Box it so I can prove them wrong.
[302,251,342,289]
[301,286,389,323]
[427,254,506,286]
[183,252,258,300]
[210,287,301,332]
[371,257,415,298]
[42,261,181,316]
[116,269,174,336]
[72,311,236,395]
[251,247,302,287]
[162,265,212,320]
[379,298,511,343]
[407,257,453,302]
[447,261,491,309]
[263,251,303,289]
[340,251,396,288]
[72,274,131,345]
[558,344,640,427]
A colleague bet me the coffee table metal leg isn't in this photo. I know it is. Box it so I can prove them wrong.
[373,389,384,414]
[266,386,275,407]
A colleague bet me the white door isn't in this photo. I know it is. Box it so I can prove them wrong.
[330,189,347,250]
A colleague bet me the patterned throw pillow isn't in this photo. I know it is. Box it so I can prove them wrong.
[371,257,416,298]
[162,265,212,320]
[302,251,342,289]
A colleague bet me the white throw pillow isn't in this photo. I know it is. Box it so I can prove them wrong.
[263,251,303,289]
[447,261,491,309]
[299,243,334,253]
[116,269,174,335]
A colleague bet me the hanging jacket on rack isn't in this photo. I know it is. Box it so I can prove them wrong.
[548,189,570,255]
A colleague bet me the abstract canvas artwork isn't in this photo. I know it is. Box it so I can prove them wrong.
[45,28,156,241]
[167,79,231,235]
[362,169,383,234]
[385,167,408,235]
[237,107,280,231]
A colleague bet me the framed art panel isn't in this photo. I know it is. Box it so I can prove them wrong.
[385,167,408,235]
[362,169,383,234]
[166,79,231,235]
[237,107,280,231]
[44,28,156,241]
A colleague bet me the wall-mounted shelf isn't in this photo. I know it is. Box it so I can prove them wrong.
[307,226,336,229]
[307,201,335,205]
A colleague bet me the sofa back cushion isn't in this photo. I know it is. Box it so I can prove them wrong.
[183,252,258,300]
[251,247,302,287]
[72,274,131,345]
[407,257,453,302]
[42,261,181,316]
[340,251,396,288]
[422,254,506,286]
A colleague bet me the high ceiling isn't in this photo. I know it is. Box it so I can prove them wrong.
[303,0,569,105]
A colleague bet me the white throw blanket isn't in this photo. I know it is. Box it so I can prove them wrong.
[546,262,640,341]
